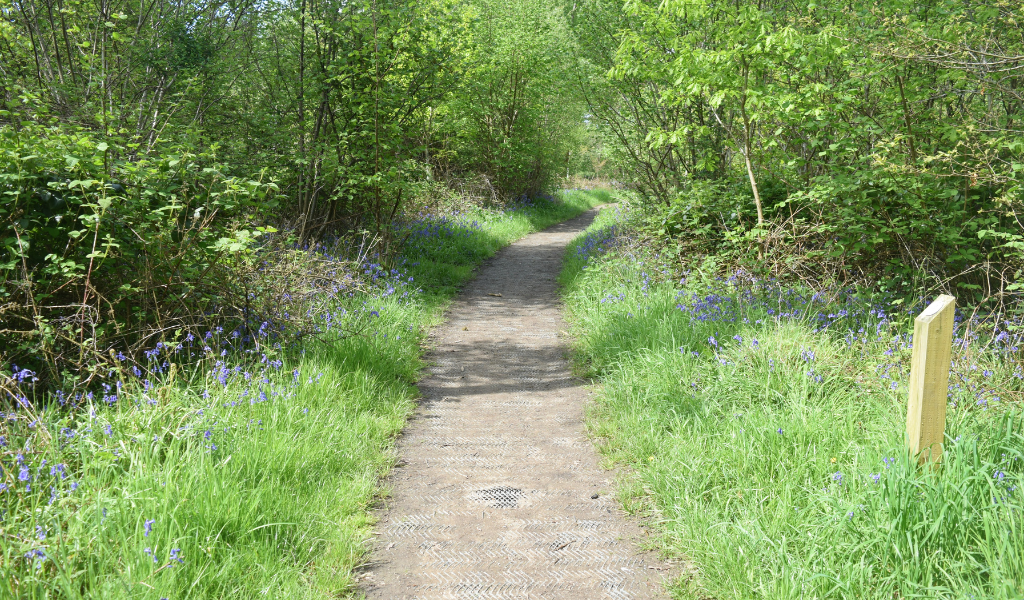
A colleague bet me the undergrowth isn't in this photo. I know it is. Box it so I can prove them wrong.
[560,202,1024,599]
[0,189,605,599]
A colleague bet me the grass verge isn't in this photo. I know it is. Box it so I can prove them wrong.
[560,204,1024,599]
[0,189,605,599]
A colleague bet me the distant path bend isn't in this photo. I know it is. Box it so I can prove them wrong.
[361,207,668,599]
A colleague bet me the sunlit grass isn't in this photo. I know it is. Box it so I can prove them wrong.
[561,207,1024,599]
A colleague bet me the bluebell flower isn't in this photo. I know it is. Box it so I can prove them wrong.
[24,549,46,564]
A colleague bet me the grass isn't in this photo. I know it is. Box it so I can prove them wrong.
[560,203,1024,599]
[0,189,606,599]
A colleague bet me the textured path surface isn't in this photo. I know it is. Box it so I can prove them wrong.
[360,208,668,599]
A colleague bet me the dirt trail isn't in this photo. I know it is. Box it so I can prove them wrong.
[360,208,668,599]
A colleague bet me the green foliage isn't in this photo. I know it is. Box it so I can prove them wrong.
[566,0,694,200]
[0,0,594,384]
[566,0,1024,290]
[259,0,472,231]
[442,0,584,195]
[0,110,278,385]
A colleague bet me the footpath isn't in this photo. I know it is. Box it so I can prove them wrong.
[360,208,668,599]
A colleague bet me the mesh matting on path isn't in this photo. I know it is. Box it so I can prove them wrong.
[360,209,669,599]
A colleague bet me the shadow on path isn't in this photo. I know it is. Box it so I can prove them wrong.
[360,207,670,599]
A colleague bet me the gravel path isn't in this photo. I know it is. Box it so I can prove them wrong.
[360,208,668,599]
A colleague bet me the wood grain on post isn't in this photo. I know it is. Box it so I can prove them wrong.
[905,295,956,464]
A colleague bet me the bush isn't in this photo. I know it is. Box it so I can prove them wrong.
[1,119,280,388]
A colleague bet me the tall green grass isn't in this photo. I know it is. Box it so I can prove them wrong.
[0,189,605,599]
[560,206,1024,599]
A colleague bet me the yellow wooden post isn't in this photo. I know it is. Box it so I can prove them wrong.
[906,295,956,464]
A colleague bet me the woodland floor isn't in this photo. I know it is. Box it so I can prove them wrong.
[358,207,671,599]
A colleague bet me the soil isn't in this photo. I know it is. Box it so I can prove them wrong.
[359,207,670,599]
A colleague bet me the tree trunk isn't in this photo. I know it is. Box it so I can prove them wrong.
[739,94,764,226]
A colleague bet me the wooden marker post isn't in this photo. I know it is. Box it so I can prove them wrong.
[905,295,956,464]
